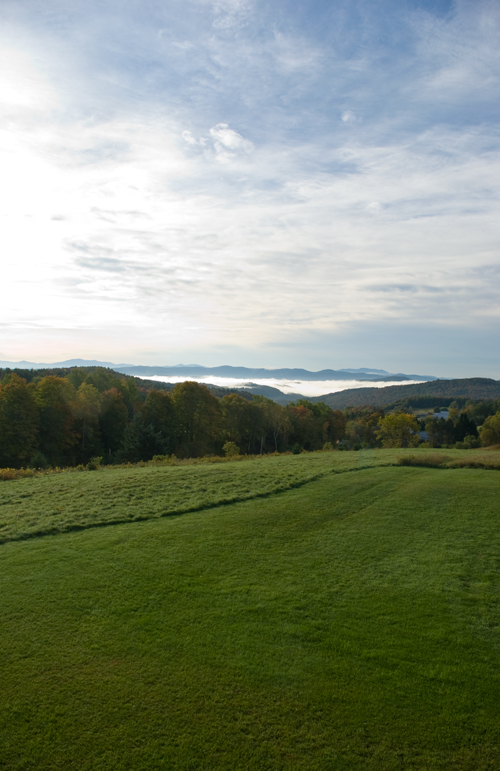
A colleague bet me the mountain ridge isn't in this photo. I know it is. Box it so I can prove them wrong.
[0,360,437,382]
[0,358,132,368]
[113,364,436,382]
[308,378,500,409]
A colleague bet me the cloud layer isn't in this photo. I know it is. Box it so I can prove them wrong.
[1,0,500,375]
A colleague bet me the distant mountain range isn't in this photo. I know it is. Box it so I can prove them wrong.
[0,360,437,382]
[1,360,498,408]
[113,365,437,382]
[0,358,132,369]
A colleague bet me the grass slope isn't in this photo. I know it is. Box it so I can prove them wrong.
[0,451,402,544]
[0,449,497,544]
[1,456,500,769]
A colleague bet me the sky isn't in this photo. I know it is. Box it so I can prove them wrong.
[1,0,499,377]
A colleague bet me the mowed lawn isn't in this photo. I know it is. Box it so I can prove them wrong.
[1,460,500,769]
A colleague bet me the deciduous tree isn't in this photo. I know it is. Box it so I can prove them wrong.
[376,412,420,448]
[141,390,177,448]
[479,412,500,446]
[34,376,77,465]
[221,393,255,452]
[171,382,221,456]
[72,383,103,461]
[0,374,39,468]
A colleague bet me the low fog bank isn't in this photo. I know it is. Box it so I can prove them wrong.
[139,375,429,399]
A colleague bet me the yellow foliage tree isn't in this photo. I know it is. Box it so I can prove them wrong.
[478,412,500,446]
[376,412,420,448]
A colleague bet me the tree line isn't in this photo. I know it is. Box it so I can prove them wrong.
[1,368,500,470]
[0,368,346,468]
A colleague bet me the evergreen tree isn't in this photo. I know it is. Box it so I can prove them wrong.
[100,388,129,456]
[454,412,478,442]
[119,414,169,462]
[141,390,177,445]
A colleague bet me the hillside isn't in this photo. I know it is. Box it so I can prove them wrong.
[1,450,500,769]
[0,365,166,394]
[312,377,500,409]
[0,366,254,401]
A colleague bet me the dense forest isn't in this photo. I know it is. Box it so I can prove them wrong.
[0,367,345,468]
[1,367,500,469]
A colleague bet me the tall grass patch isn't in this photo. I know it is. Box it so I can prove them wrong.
[0,450,405,544]
[397,453,451,467]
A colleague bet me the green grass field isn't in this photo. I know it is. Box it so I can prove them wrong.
[0,450,403,544]
[1,450,500,769]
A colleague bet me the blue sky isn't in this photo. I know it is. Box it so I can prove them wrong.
[1,0,499,376]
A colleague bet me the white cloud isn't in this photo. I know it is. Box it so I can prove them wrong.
[182,130,206,146]
[209,123,253,161]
